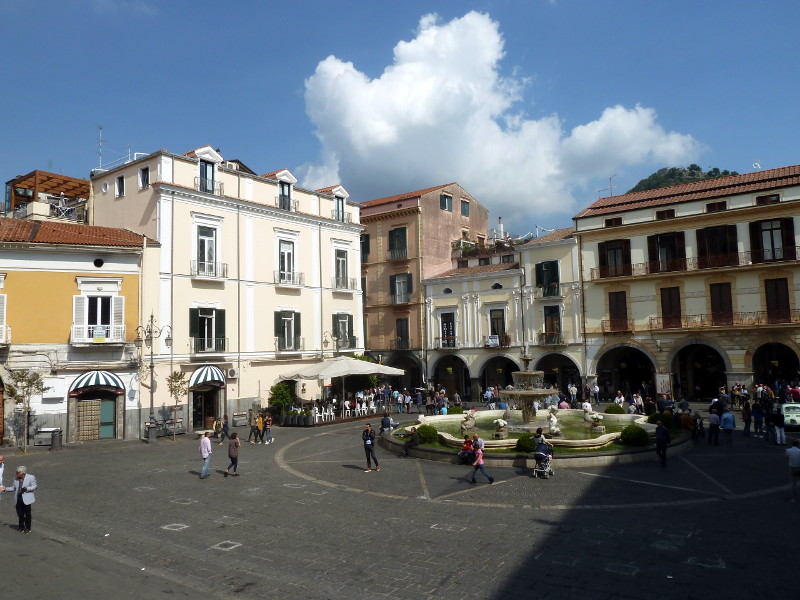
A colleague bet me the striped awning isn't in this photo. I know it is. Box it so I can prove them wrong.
[189,365,226,389]
[69,370,125,396]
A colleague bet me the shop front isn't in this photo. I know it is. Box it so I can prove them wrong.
[67,370,125,443]
[188,365,226,431]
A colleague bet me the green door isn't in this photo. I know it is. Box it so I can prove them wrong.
[99,399,115,439]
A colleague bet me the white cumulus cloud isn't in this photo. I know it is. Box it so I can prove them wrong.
[299,11,702,229]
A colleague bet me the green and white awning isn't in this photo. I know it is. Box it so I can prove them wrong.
[69,370,125,396]
[189,365,226,389]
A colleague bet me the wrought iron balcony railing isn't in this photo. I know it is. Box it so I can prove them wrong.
[274,270,304,286]
[649,310,800,330]
[537,332,564,345]
[388,247,408,260]
[71,325,125,344]
[190,337,228,353]
[191,260,228,278]
[601,319,634,334]
[275,336,304,352]
[275,195,299,211]
[434,336,459,349]
[332,277,357,291]
[194,177,223,195]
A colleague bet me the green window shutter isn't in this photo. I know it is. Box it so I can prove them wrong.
[406,273,413,295]
[535,263,544,286]
[332,314,337,335]
[294,311,301,337]
[189,308,199,338]
[216,309,226,339]
[347,314,353,337]
[546,261,559,285]
[389,274,396,294]
[274,311,282,337]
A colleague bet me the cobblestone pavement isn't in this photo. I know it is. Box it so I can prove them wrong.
[1,412,798,600]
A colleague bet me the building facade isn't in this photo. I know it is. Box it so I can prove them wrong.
[0,218,153,445]
[574,165,800,401]
[89,145,364,430]
[360,183,489,390]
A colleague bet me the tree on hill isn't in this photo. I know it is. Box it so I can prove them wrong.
[627,164,739,193]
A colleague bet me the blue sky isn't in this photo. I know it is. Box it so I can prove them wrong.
[2,0,798,235]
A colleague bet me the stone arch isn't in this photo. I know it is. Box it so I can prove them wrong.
[533,352,582,393]
[430,354,471,398]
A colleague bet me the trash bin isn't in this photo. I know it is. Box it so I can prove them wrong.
[35,427,59,447]
[50,428,63,451]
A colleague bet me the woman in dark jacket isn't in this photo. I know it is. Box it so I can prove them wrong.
[362,424,380,472]
[225,432,241,477]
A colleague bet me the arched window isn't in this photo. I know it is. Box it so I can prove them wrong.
[491,283,503,290]
[443,288,453,294]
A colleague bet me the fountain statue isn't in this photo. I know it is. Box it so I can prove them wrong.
[547,406,561,436]
[499,371,554,423]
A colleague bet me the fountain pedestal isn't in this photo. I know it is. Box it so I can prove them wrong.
[500,371,554,423]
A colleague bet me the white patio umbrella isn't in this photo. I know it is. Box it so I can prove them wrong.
[280,356,405,402]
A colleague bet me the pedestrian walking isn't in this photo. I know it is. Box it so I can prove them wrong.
[741,401,752,438]
[246,408,258,443]
[263,413,274,444]
[362,423,380,472]
[218,415,230,445]
[708,409,720,445]
[774,409,786,445]
[470,446,494,484]
[655,420,670,466]
[5,466,37,533]
[720,409,736,446]
[199,431,213,479]
[787,439,800,502]
[224,432,241,477]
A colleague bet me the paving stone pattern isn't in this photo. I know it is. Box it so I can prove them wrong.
[1,414,798,599]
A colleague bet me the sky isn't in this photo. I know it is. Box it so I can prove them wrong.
[2,0,799,236]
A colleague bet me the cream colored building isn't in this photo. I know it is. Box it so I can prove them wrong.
[423,228,583,398]
[90,146,363,430]
[574,165,800,401]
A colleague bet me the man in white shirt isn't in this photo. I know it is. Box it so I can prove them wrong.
[199,431,213,479]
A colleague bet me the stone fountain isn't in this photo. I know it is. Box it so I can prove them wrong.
[499,371,554,425]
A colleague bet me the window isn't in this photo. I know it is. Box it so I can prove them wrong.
[660,287,681,329]
[334,196,345,222]
[750,218,796,263]
[361,234,370,262]
[765,278,791,323]
[278,181,292,210]
[756,193,780,205]
[0,292,7,343]
[696,225,738,268]
[390,273,412,304]
[647,232,686,273]
[604,217,622,227]
[196,226,219,276]
[457,260,469,269]
[710,282,733,326]
[655,208,675,220]
[478,257,490,266]
[388,227,408,260]
[274,310,301,351]
[190,307,226,352]
[72,294,125,342]
[115,175,125,198]
[395,318,409,350]
[500,254,514,264]
[334,249,348,288]
[333,313,355,349]
[489,309,506,338]
[535,260,559,296]
[491,282,503,290]
[705,200,727,213]
[443,287,453,294]
[598,239,632,277]
[139,167,150,190]
[199,160,214,193]
[440,194,453,212]
[440,312,456,347]
[461,200,470,216]
[542,305,561,344]
[607,291,628,332]
[278,240,295,283]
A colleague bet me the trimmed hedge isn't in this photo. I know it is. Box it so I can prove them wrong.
[604,403,625,414]
[416,424,439,444]
[620,424,649,446]
[448,406,465,414]
[516,434,538,453]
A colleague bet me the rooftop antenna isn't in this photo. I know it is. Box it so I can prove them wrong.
[97,125,104,168]
[598,173,616,198]
[535,225,555,238]
[753,160,761,170]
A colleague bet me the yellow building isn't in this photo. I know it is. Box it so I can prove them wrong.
[89,145,364,430]
[0,217,154,445]
[574,165,800,401]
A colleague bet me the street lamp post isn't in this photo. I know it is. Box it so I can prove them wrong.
[134,313,172,444]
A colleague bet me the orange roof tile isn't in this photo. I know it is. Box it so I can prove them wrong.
[0,218,155,248]
[574,165,800,219]
[520,227,574,246]
[360,183,458,208]
[431,262,520,279]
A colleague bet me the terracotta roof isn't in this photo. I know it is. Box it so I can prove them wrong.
[315,185,340,194]
[260,169,289,179]
[520,227,574,246]
[431,262,520,279]
[574,165,800,219]
[0,218,154,248]
[359,183,457,208]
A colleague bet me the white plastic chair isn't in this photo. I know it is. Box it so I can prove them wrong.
[324,405,335,421]
[343,401,352,418]
[368,400,376,414]
[314,407,323,423]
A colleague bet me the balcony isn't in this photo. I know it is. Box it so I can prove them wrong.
[601,319,634,334]
[191,260,228,279]
[194,177,223,195]
[589,248,800,281]
[275,195,299,212]
[388,247,409,260]
[275,336,304,352]
[537,332,564,345]
[336,336,359,351]
[534,283,563,298]
[331,209,353,223]
[71,325,126,344]
[484,334,512,348]
[0,325,10,343]
[434,336,459,349]
[649,310,800,330]
[391,292,411,304]
[274,270,305,287]
[390,338,413,351]
[332,277,357,291]
[190,337,228,353]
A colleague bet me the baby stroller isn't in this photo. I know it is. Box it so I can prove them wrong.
[531,442,554,479]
